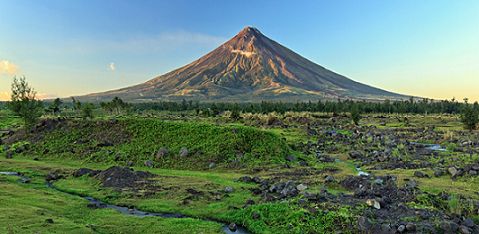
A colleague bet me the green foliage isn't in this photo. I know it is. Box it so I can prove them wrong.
[33,118,293,169]
[210,102,219,117]
[99,96,131,115]
[202,109,211,117]
[230,103,240,119]
[460,99,479,130]
[81,102,95,119]
[222,202,355,233]
[350,102,360,125]
[6,76,44,134]
[446,143,457,152]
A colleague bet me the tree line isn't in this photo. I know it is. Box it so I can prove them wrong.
[3,76,479,133]
[133,97,469,116]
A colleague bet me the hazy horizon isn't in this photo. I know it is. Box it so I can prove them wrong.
[1,1,478,102]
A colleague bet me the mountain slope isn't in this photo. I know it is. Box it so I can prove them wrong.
[81,27,409,102]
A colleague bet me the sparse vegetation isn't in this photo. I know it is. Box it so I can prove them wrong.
[1,103,479,233]
[6,76,44,134]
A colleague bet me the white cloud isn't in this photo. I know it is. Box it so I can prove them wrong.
[231,49,256,57]
[108,62,115,72]
[0,60,22,75]
[36,93,63,100]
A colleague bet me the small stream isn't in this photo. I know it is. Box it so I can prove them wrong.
[1,172,251,234]
[333,159,369,176]
[411,142,447,151]
[331,142,447,177]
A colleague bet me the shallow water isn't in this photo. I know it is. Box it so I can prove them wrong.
[411,142,447,151]
[1,172,251,234]
[333,159,369,176]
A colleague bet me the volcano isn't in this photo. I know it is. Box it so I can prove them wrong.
[81,27,409,102]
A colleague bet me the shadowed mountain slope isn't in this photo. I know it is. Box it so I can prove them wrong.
[80,27,410,102]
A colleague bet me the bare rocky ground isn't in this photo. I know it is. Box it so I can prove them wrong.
[2,114,479,233]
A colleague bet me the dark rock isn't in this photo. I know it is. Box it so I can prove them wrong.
[414,171,425,178]
[449,222,459,230]
[406,222,416,231]
[33,157,38,161]
[228,223,237,232]
[303,191,317,200]
[178,147,188,157]
[317,195,328,203]
[242,176,252,183]
[209,163,215,169]
[73,168,101,177]
[434,170,444,177]
[6,150,14,157]
[298,199,307,205]
[349,150,363,159]
[45,219,54,223]
[15,146,24,154]
[285,155,296,162]
[420,223,437,233]
[286,225,293,230]
[156,148,170,159]
[144,160,154,167]
[252,213,260,219]
[325,175,335,183]
[439,221,451,230]
[252,176,261,183]
[381,224,391,233]
[46,172,58,181]
[356,216,372,232]
[458,225,470,234]
[463,218,475,228]
[108,118,118,124]
[369,223,381,233]
[300,161,309,166]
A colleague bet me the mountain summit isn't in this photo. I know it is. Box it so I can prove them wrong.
[82,26,408,102]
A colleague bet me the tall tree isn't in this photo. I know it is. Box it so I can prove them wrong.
[230,103,240,119]
[350,102,361,125]
[7,76,44,134]
[460,98,479,130]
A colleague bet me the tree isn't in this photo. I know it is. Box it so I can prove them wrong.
[230,103,240,119]
[350,102,361,125]
[100,96,131,115]
[210,102,218,117]
[7,76,44,134]
[82,102,95,119]
[48,97,63,114]
[460,98,479,130]
[194,101,200,116]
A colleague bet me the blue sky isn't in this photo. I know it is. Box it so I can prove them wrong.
[1,1,478,102]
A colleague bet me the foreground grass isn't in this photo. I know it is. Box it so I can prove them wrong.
[0,173,223,234]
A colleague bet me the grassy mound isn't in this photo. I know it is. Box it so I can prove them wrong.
[28,118,293,169]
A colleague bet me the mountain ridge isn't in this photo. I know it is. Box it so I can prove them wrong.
[79,26,410,102]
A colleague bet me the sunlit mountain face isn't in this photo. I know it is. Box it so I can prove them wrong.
[80,27,409,102]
